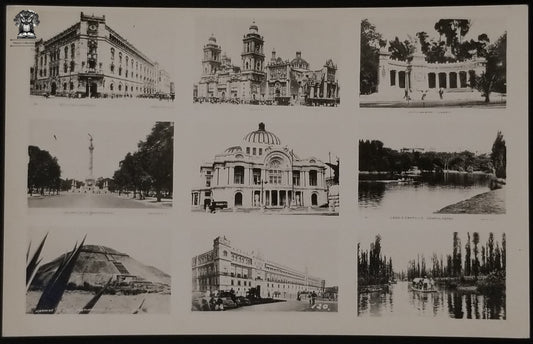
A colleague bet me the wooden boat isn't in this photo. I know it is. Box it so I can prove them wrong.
[409,285,437,293]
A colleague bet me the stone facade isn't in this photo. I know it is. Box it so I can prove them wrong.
[376,41,486,98]
[192,236,325,298]
[30,12,172,98]
[195,21,339,105]
[191,122,329,210]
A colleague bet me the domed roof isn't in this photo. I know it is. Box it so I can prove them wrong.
[290,52,309,68]
[243,123,281,145]
[249,21,259,33]
[225,146,243,154]
[208,34,217,43]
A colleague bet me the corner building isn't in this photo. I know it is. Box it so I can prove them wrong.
[30,12,172,98]
[191,122,329,210]
[192,236,325,298]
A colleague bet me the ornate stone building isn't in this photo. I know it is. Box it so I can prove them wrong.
[376,40,486,98]
[194,21,339,105]
[192,236,325,298]
[191,123,330,210]
[30,12,172,98]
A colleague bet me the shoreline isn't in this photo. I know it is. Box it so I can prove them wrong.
[436,188,505,214]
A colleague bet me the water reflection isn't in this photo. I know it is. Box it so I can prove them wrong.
[359,172,492,214]
[358,281,505,319]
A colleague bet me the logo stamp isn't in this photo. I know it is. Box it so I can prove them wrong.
[14,9,40,39]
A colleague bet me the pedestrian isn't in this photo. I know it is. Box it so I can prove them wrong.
[439,87,444,100]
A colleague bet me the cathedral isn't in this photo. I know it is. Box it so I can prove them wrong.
[194,21,340,106]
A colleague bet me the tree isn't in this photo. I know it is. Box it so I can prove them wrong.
[491,131,506,179]
[476,32,506,102]
[388,36,415,61]
[433,19,471,54]
[360,19,383,95]
[137,122,174,202]
[472,232,480,278]
[464,232,471,276]
[28,145,62,196]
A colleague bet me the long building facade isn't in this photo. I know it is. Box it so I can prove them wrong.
[194,21,340,106]
[192,236,325,299]
[191,122,330,210]
[30,12,172,98]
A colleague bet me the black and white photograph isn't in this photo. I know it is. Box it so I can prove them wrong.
[29,9,175,104]
[191,229,338,312]
[358,120,506,215]
[28,120,174,209]
[360,18,506,108]
[190,120,339,215]
[357,230,506,319]
[193,16,340,106]
[26,226,171,314]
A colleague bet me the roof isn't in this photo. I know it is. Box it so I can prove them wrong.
[242,123,281,146]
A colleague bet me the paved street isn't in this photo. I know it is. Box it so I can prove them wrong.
[28,192,169,208]
[230,300,338,312]
[360,99,506,108]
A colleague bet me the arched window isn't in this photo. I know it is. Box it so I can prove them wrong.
[118,83,122,91]
[70,44,75,59]
[64,46,68,59]
[110,83,114,91]
[110,47,115,60]
[126,56,129,65]
[119,66,122,76]
[70,60,75,72]
[119,52,122,64]
[234,192,243,207]
[311,193,318,206]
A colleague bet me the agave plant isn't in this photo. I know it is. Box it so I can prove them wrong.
[33,235,87,314]
[79,277,113,314]
[26,233,48,290]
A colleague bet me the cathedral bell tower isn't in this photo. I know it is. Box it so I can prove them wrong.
[241,21,265,77]
[202,34,221,76]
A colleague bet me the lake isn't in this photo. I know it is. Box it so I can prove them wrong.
[358,281,505,319]
[358,172,492,215]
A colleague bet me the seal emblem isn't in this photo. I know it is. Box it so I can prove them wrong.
[14,10,40,39]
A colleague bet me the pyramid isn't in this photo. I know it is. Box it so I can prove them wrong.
[30,245,170,294]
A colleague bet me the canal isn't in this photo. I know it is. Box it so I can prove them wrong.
[358,281,505,319]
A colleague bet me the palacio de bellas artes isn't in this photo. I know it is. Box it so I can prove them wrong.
[193,20,340,106]
[360,18,506,108]
[191,122,340,215]
[30,12,174,101]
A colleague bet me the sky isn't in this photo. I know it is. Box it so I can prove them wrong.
[194,16,341,75]
[359,118,504,154]
[29,225,171,274]
[367,17,506,44]
[358,229,505,274]
[29,120,158,181]
[192,228,339,286]
[28,7,176,80]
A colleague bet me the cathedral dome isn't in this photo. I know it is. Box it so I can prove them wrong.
[208,34,217,43]
[290,51,309,69]
[243,123,281,145]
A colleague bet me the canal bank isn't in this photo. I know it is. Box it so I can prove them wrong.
[436,188,505,214]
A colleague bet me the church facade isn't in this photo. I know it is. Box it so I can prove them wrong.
[192,236,325,298]
[191,123,330,210]
[30,12,172,98]
[194,22,340,106]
